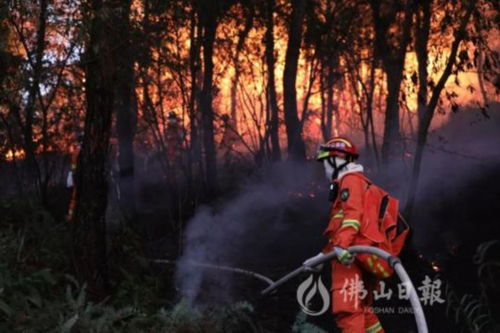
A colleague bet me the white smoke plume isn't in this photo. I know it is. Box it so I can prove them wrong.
[175,161,327,305]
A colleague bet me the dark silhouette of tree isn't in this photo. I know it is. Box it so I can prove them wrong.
[115,0,137,226]
[3,0,81,202]
[283,0,307,160]
[304,1,357,142]
[230,2,254,132]
[23,0,47,199]
[193,0,237,191]
[7,0,49,200]
[187,4,203,186]
[0,5,25,193]
[370,0,414,164]
[263,0,281,161]
[72,0,121,300]
[197,0,219,191]
[405,0,476,217]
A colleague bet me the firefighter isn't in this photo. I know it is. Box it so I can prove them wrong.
[303,137,384,333]
[66,133,83,221]
[164,111,184,170]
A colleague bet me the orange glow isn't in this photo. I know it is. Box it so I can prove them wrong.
[2,0,498,161]
[5,149,25,162]
[130,1,499,157]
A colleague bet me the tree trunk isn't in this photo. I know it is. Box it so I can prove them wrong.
[367,62,380,169]
[199,8,218,191]
[299,57,318,131]
[115,0,136,225]
[319,63,327,140]
[230,6,253,132]
[23,0,47,199]
[477,50,489,107]
[264,0,281,161]
[405,1,474,217]
[381,65,403,162]
[188,7,202,186]
[371,0,414,164]
[283,0,306,160]
[350,65,371,154]
[72,0,118,301]
[325,60,335,140]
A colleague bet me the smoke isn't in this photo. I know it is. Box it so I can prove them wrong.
[175,104,500,305]
[175,161,327,305]
[407,105,500,253]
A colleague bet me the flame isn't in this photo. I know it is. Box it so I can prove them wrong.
[2,1,497,159]
[5,149,26,162]
[126,1,498,158]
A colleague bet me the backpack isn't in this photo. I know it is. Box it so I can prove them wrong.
[344,173,410,278]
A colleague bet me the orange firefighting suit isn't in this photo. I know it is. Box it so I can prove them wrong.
[322,171,385,333]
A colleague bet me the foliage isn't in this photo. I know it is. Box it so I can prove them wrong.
[0,197,262,332]
[0,264,260,332]
[445,241,500,333]
[291,311,327,333]
[0,198,68,270]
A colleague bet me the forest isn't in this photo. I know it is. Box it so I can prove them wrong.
[0,0,499,331]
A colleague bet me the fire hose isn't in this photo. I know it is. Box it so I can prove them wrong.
[261,246,428,333]
[151,246,428,332]
[150,258,275,285]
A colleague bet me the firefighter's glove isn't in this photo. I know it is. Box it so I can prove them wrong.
[303,252,325,272]
[336,248,354,266]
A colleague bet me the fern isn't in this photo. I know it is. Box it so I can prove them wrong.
[291,311,327,333]
[0,198,264,332]
[445,241,500,333]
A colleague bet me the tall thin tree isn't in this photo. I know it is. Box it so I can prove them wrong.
[405,0,475,217]
[370,0,414,164]
[115,0,137,225]
[72,0,119,300]
[283,0,307,159]
[264,0,281,160]
[198,0,219,191]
